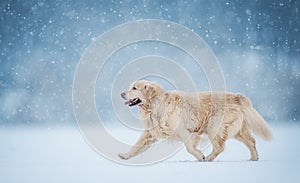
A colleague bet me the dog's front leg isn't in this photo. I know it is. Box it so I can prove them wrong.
[159,106,176,135]
[118,131,156,160]
[179,130,205,161]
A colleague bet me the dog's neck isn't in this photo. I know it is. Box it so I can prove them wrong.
[138,91,165,114]
[147,92,165,107]
[139,92,175,130]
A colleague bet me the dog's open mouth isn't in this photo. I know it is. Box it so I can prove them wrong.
[124,98,142,107]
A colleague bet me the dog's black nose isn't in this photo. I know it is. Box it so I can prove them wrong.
[121,92,126,99]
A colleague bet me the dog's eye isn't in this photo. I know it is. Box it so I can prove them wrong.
[132,86,137,90]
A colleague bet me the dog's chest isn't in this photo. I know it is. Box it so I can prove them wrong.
[151,107,181,127]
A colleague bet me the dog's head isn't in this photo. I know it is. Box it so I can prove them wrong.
[121,80,164,107]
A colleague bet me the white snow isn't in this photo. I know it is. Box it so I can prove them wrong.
[0,123,299,183]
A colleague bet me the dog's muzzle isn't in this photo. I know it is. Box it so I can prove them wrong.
[121,92,142,107]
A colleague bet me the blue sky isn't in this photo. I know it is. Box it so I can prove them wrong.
[0,0,299,125]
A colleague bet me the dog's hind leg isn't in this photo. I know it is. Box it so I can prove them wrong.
[118,131,156,160]
[235,124,258,161]
[206,136,226,161]
[206,127,228,161]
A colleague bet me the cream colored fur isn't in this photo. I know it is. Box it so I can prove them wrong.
[118,80,272,161]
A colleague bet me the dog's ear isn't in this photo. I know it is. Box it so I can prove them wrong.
[144,84,153,92]
[144,84,156,99]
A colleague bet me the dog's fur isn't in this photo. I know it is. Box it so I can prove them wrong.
[119,80,272,161]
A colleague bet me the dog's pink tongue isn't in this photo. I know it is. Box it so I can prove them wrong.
[124,100,132,105]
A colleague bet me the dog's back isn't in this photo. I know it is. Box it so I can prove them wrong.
[179,92,272,139]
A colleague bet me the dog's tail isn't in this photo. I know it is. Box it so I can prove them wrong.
[238,94,272,141]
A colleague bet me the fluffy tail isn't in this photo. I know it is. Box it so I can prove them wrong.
[238,94,273,141]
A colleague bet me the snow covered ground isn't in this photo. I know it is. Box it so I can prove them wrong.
[1,123,299,183]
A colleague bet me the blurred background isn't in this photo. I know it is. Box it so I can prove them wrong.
[0,0,299,127]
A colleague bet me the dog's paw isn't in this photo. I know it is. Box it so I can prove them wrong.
[118,153,130,160]
[198,156,206,162]
[205,155,215,162]
[249,157,258,161]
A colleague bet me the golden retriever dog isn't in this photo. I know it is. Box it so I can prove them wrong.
[118,80,272,161]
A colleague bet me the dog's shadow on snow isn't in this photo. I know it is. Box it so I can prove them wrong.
[165,159,268,163]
